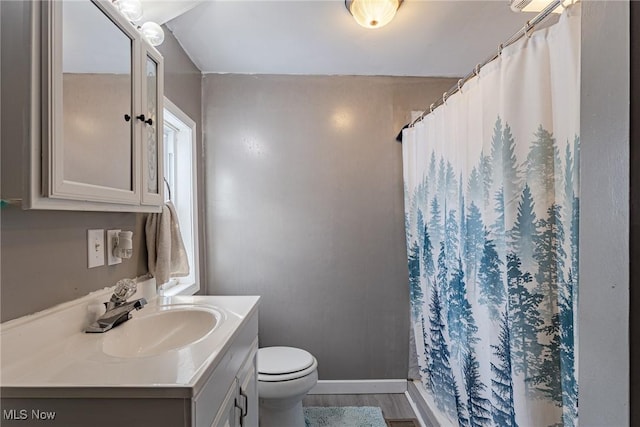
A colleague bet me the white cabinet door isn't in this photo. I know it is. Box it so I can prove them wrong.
[210,379,240,427]
[140,44,164,206]
[195,315,258,427]
[43,0,141,206]
[238,351,258,427]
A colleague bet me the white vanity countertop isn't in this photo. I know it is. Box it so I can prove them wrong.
[0,292,260,399]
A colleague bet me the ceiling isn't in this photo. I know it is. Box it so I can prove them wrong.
[149,1,539,77]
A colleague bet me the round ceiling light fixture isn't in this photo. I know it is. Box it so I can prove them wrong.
[115,0,143,22]
[345,0,403,29]
[112,0,165,47]
[141,21,165,47]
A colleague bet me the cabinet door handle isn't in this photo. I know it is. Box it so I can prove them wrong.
[124,114,131,122]
[234,393,247,427]
[239,390,248,418]
[136,114,153,126]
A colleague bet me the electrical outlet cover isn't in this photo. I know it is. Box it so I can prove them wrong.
[88,229,105,268]
[107,229,122,265]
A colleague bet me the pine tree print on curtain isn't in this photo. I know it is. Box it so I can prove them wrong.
[401,5,580,426]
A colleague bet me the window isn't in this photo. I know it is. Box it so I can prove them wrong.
[158,98,199,296]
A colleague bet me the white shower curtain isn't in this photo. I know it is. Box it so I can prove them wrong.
[402,5,580,427]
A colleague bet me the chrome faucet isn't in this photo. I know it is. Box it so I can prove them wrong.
[85,279,147,333]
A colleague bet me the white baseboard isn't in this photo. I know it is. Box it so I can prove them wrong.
[308,379,408,395]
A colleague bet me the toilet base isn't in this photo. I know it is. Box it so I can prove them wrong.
[259,399,305,427]
[257,348,318,427]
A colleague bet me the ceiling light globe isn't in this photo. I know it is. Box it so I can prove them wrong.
[347,0,401,29]
[141,21,165,46]
[116,0,143,22]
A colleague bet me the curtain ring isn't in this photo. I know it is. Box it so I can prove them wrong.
[525,20,533,38]
[429,103,435,113]
[442,92,448,104]
[557,1,569,13]
[474,64,481,77]
[498,43,504,56]
[457,79,463,93]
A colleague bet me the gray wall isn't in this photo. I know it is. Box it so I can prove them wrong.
[203,74,456,379]
[579,1,630,425]
[0,3,203,322]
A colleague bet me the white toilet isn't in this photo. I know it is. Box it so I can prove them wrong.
[257,346,318,427]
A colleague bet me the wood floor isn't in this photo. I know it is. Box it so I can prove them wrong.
[302,393,417,420]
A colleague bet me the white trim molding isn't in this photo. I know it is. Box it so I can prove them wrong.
[403,390,429,427]
[308,379,407,395]
[406,380,442,427]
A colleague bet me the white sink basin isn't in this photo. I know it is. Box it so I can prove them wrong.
[102,307,220,358]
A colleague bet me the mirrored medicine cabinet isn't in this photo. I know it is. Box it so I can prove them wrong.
[26,0,164,212]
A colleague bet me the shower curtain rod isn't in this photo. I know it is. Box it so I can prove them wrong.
[396,0,566,141]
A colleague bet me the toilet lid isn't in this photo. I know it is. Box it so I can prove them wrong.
[258,347,315,375]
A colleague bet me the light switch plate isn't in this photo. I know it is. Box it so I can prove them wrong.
[87,229,105,268]
[107,229,122,266]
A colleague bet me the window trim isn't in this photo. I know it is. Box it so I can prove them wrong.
[159,97,199,297]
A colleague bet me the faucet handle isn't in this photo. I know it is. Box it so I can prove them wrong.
[112,278,137,303]
[134,298,148,310]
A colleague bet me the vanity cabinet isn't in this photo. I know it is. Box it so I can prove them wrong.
[194,311,259,427]
[0,295,260,427]
[215,350,258,427]
[26,0,164,212]
[211,353,257,427]
[238,356,259,427]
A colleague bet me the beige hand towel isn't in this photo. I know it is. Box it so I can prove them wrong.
[146,201,190,286]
